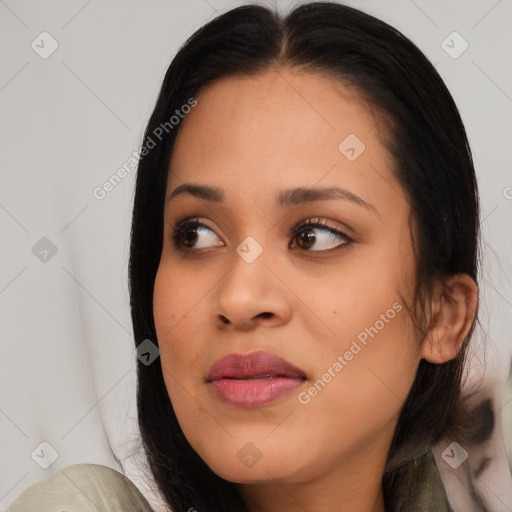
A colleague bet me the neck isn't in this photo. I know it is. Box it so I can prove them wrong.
[241,486,386,512]
[236,434,390,512]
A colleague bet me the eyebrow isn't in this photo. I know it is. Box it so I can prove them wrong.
[167,183,378,214]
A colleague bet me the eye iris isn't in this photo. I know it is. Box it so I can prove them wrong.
[297,228,315,249]
[182,226,199,247]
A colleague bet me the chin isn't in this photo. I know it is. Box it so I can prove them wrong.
[200,448,310,485]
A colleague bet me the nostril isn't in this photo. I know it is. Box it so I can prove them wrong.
[258,312,273,319]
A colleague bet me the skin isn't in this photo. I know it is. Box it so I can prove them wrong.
[152,67,478,512]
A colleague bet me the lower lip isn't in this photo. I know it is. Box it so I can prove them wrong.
[208,377,305,408]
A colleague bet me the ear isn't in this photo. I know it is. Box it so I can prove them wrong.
[420,273,478,364]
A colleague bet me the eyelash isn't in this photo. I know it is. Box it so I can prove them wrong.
[169,216,354,254]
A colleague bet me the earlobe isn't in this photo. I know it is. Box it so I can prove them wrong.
[420,274,478,364]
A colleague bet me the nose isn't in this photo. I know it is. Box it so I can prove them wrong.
[212,245,293,331]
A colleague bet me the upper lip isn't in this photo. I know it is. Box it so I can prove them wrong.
[206,350,306,382]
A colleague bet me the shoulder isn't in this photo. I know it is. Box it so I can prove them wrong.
[7,463,155,512]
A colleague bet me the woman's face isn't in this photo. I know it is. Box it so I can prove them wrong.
[153,68,422,489]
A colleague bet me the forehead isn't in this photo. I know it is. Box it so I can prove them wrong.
[166,67,398,211]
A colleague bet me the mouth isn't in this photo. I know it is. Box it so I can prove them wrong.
[222,374,300,380]
[206,351,307,408]
[206,350,306,382]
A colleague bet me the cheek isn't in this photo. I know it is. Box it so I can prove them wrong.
[153,261,231,429]
[299,307,419,457]
[307,259,411,346]
[300,253,419,421]
[153,265,204,389]
[153,260,215,343]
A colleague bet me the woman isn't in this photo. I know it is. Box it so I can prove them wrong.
[8,2,489,511]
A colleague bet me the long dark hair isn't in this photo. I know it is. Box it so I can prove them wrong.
[128,2,482,511]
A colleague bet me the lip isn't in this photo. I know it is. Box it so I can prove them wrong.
[206,350,307,408]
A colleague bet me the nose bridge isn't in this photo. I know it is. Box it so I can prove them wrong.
[213,233,292,328]
[219,234,270,307]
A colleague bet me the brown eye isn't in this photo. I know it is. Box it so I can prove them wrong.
[290,220,353,252]
[170,218,224,251]
[181,226,199,247]
[296,228,316,249]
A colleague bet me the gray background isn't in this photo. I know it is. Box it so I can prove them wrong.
[1,1,511,511]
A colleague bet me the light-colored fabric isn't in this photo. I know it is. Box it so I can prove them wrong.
[7,463,155,512]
